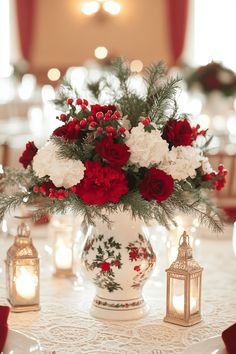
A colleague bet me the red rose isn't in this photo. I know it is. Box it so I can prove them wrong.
[100,261,110,272]
[113,259,120,266]
[204,75,220,90]
[19,141,38,169]
[162,118,194,147]
[134,265,141,272]
[73,161,128,205]
[139,168,174,203]
[91,104,117,117]
[96,137,130,167]
[52,121,82,141]
[129,248,139,260]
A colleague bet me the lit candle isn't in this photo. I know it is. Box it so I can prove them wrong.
[15,266,38,300]
[173,295,196,314]
[55,244,72,270]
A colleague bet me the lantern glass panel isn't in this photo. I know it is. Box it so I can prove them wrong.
[170,277,185,317]
[13,260,39,306]
[190,275,200,314]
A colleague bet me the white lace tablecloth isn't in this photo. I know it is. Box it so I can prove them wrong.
[0,226,236,354]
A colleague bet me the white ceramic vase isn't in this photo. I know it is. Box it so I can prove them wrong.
[81,210,156,321]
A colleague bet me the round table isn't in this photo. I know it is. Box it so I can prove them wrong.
[0,224,235,354]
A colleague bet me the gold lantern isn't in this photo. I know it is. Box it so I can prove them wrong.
[50,215,76,277]
[5,221,40,312]
[164,231,203,326]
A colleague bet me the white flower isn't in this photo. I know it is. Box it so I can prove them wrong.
[160,146,202,180]
[33,141,85,188]
[217,70,234,84]
[200,156,213,174]
[120,115,131,131]
[125,123,169,168]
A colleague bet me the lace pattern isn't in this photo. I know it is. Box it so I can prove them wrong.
[0,234,235,354]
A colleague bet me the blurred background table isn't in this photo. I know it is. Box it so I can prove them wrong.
[0,224,235,354]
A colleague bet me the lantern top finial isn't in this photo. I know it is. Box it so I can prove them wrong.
[17,222,31,238]
[6,221,38,260]
[167,231,203,273]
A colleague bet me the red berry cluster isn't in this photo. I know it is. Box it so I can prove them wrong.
[66,97,89,112]
[202,164,228,190]
[33,185,69,200]
[142,117,151,126]
[56,100,126,140]
[49,188,69,200]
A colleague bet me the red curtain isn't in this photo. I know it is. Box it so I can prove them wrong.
[16,0,36,61]
[167,0,189,65]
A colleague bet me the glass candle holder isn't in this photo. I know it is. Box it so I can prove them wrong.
[50,215,76,277]
[5,221,40,312]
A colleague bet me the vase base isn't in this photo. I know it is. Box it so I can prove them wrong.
[90,295,149,321]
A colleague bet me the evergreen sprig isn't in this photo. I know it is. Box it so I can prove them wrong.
[0,58,224,232]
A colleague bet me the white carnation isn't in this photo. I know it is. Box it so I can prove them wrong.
[160,146,202,180]
[125,123,169,168]
[200,156,213,174]
[33,141,85,188]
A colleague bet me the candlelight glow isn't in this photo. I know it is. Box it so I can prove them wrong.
[173,295,196,314]
[55,242,73,270]
[15,266,38,300]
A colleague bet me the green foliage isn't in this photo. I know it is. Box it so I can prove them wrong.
[0,58,224,232]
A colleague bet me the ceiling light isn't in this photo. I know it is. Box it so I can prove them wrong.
[94,46,108,59]
[81,1,100,15]
[130,60,144,73]
[103,1,121,15]
[47,68,61,81]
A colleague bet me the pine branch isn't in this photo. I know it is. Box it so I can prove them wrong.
[87,81,101,100]
[149,76,181,125]
[53,79,80,110]
[144,61,166,99]
[0,192,32,222]
[111,58,131,97]
[51,136,84,160]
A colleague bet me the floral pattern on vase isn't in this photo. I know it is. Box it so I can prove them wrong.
[83,234,123,292]
[81,210,156,321]
[127,233,156,289]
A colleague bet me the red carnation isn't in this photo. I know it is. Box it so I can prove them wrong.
[96,137,130,167]
[73,161,128,205]
[91,104,117,117]
[52,121,82,141]
[162,118,195,147]
[139,168,174,203]
[129,248,139,260]
[100,261,110,272]
[19,141,38,169]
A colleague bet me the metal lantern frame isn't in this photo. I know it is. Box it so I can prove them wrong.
[164,231,203,326]
[5,221,40,312]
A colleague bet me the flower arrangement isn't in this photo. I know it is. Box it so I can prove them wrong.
[186,62,236,97]
[0,59,227,230]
